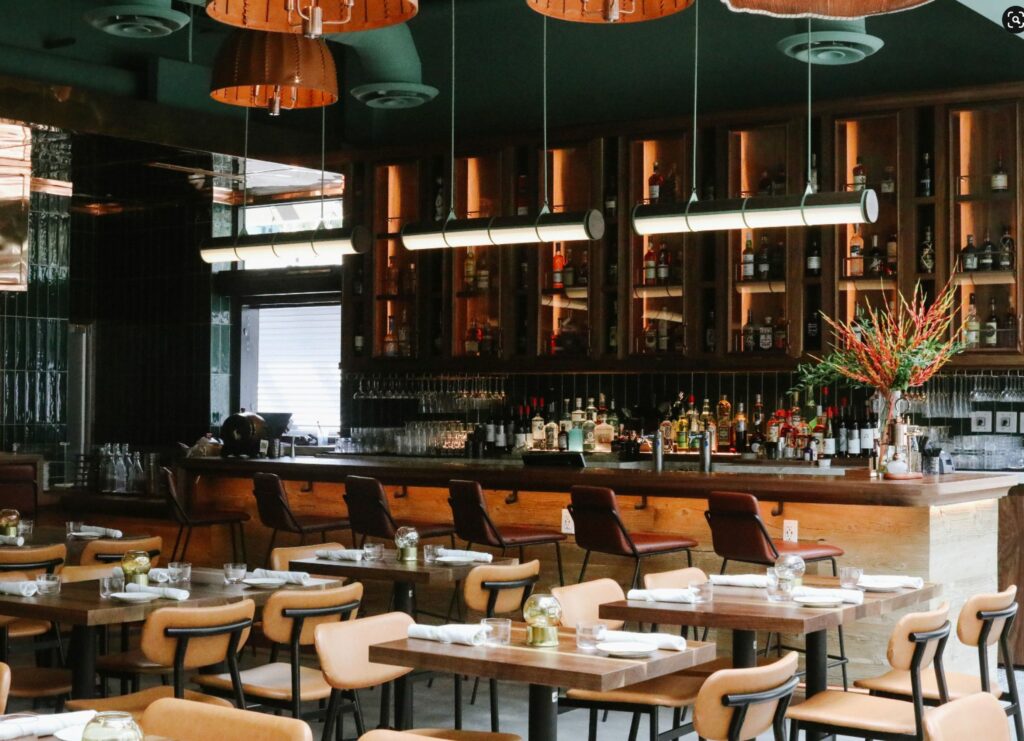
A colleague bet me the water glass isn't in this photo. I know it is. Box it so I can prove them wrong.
[16,519,33,537]
[168,561,192,586]
[422,544,439,564]
[223,563,247,584]
[576,621,607,651]
[766,568,792,603]
[363,543,384,562]
[99,575,123,599]
[65,521,82,537]
[481,617,512,646]
[36,573,61,596]
[694,582,714,604]
[82,710,143,741]
[839,566,864,590]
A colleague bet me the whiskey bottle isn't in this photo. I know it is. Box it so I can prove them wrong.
[464,319,480,356]
[544,406,559,451]
[734,403,748,452]
[999,227,1015,271]
[852,155,867,191]
[848,225,865,277]
[582,397,597,453]
[758,316,774,351]
[980,233,996,272]
[961,234,979,272]
[531,400,546,448]
[742,238,755,280]
[656,242,670,284]
[806,240,821,277]
[985,297,999,347]
[918,226,935,274]
[805,300,821,352]
[885,232,898,275]
[1004,300,1019,349]
[648,161,663,203]
[463,247,476,290]
[919,152,932,197]
[867,235,884,277]
[552,244,565,289]
[756,235,771,280]
[992,153,1009,193]
[675,404,690,451]
[965,293,980,349]
[716,395,733,449]
[384,315,398,357]
[563,247,575,287]
[743,310,756,352]
[643,243,657,285]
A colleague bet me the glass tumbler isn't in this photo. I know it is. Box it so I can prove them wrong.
[481,617,512,646]
[839,566,864,590]
[766,568,793,603]
[693,582,714,604]
[223,563,247,584]
[576,621,607,651]
[35,573,61,596]
[168,561,192,586]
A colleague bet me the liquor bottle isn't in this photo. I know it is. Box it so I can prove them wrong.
[643,243,657,285]
[758,316,774,351]
[464,247,477,290]
[648,161,663,203]
[752,394,765,437]
[675,402,690,451]
[756,235,771,280]
[985,297,1000,347]
[716,395,733,449]
[644,321,658,353]
[463,319,480,356]
[544,401,559,451]
[885,232,898,275]
[516,174,529,216]
[705,309,717,353]
[919,152,932,197]
[686,395,699,444]
[594,412,614,452]
[806,240,821,277]
[837,404,849,457]
[980,233,996,272]
[743,310,756,352]
[880,165,896,195]
[859,405,874,457]
[848,225,864,277]
[805,299,821,352]
[962,234,979,272]
[848,416,862,457]
[531,400,546,448]
[699,398,712,431]
[495,418,507,451]
[476,252,490,291]
[386,255,400,295]
[992,153,1009,193]
[434,177,446,222]
[552,245,565,289]
[582,397,597,453]
[757,170,772,196]
[773,315,787,351]
[563,247,575,287]
[852,155,867,191]
[571,398,585,427]
[867,235,884,277]
[384,315,398,357]
[397,309,412,356]
[919,226,935,274]
[809,153,819,193]
[1005,300,1019,349]
[965,293,980,349]
[559,399,573,435]
[578,249,590,286]
[734,403,748,452]
[742,238,755,280]
[852,305,866,346]
[656,242,670,284]
[608,300,619,351]
[999,227,1016,271]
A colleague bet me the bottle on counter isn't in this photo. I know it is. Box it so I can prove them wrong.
[848,416,862,457]
[1000,226,1016,271]
[962,235,979,272]
[734,403,748,453]
[716,395,733,449]
[583,398,598,453]
[742,239,755,280]
[531,400,546,449]
[965,293,981,349]
[648,161,663,203]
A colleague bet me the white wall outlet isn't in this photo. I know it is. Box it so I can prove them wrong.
[997,411,1018,434]
[561,508,575,535]
[783,520,799,543]
[971,411,993,433]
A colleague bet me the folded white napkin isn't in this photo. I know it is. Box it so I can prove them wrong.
[601,630,687,651]
[858,575,924,590]
[0,581,38,597]
[627,588,696,603]
[710,574,769,588]
[315,549,364,562]
[252,568,310,585]
[0,536,23,547]
[792,586,864,605]
[81,525,123,539]
[408,623,488,646]
[0,710,97,740]
[113,566,169,583]
[125,583,189,601]
[437,548,492,563]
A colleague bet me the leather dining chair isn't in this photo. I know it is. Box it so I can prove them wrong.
[344,475,455,547]
[0,465,37,520]
[0,662,9,714]
[79,536,162,567]
[269,542,346,571]
[141,697,314,741]
[921,692,1010,741]
[0,571,69,710]
[252,473,350,567]
[163,467,250,563]
[692,652,798,741]
[359,732,521,741]
[448,480,565,585]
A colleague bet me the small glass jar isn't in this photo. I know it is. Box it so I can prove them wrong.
[774,553,806,588]
[121,550,152,586]
[394,526,419,562]
[82,711,144,741]
[0,509,20,537]
[522,593,562,647]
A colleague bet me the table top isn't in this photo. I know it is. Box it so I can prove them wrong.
[369,626,716,692]
[291,553,517,585]
[599,576,941,634]
[0,567,340,627]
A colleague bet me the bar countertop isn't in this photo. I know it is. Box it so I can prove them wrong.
[178,455,1017,507]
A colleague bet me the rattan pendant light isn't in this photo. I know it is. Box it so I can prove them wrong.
[526,0,693,23]
[210,30,338,115]
[721,0,931,19]
[206,0,418,37]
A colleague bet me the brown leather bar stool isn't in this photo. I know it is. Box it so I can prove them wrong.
[163,467,250,563]
[569,485,697,589]
[922,692,1011,741]
[253,473,350,567]
[0,465,38,519]
[344,475,455,547]
[448,479,566,585]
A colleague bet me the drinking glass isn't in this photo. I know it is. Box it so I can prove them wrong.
[36,573,61,596]
[82,711,143,741]
[839,566,864,590]
[482,617,512,646]
[766,568,792,603]
[65,521,83,537]
[223,563,247,584]
[99,576,119,599]
[363,543,384,562]
[422,544,439,564]
[16,519,33,537]
[576,621,607,651]
[168,562,192,586]
[694,582,714,604]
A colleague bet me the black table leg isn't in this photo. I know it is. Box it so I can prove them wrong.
[393,581,416,616]
[69,625,98,699]
[395,675,413,729]
[528,684,559,741]
[732,629,757,668]
[805,629,833,741]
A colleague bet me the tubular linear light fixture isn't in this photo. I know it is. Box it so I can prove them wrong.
[721,0,931,19]
[206,0,418,37]
[201,226,371,264]
[527,0,693,23]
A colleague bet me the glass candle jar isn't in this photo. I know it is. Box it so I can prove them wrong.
[522,593,562,647]
[0,509,20,537]
[82,711,144,741]
[774,553,806,588]
[394,526,420,562]
[121,550,152,586]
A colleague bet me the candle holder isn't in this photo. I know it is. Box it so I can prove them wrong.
[774,553,806,588]
[522,593,562,647]
[121,550,152,586]
[0,510,20,538]
[394,526,420,562]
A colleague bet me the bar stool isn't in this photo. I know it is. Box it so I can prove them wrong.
[569,485,697,589]
[922,692,1010,741]
[0,465,37,519]
[80,536,162,566]
[163,467,249,563]
[344,475,455,547]
[253,473,350,567]
[141,698,314,741]
[448,480,565,585]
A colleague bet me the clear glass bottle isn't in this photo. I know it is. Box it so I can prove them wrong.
[848,226,864,277]
[113,449,127,493]
[1000,226,1016,271]
[131,453,145,494]
[918,225,935,274]
[985,297,1000,347]
[716,395,733,449]
[582,397,597,453]
[965,293,980,349]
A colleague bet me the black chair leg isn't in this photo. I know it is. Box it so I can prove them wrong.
[649,707,658,741]
[578,551,591,583]
[454,674,463,730]
[686,549,693,567]
[554,541,565,586]
[720,558,729,574]
[171,525,184,562]
[181,527,193,561]
[352,691,366,737]
[627,711,641,741]
[489,678,500,732]
[789,719,800,741]
[837,625,849,691]
[469,676,480,705]
[323,688,340,741]
[378,681,391,729]
[588,709,598,741]
[264,529,278,568]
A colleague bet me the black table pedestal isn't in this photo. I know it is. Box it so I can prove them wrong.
[393,581,417,616]
[528,684,559,741]
[805,629,835,741]
[69,625,98,699]
[732,628,757,668]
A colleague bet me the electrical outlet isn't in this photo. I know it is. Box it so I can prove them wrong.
[561,508,575,535]
[783,520,799,543]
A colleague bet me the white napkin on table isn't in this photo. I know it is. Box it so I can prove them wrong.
[252,568,311,585]
[0,710,96,740]
[81,525,123,539]
[710,574,769,588]
[437,549,492,563]
[792,586,864,605]
[408,623,488,646]
[113,566,169,583]
[315,549,364,562]
[601,630,687,651]
[858,575,924,590]
[125,583,189,601]
[627,588,696,603]
[0,581,37,597]
[0,536,23,547]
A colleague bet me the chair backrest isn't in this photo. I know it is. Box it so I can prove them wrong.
[887,602,951,672]
[568,486,633,556]
[0,465,37,520]
[162,467,190,525]
[141,697,313,741]
[60,564,116,583]
[0,662,9,714]
[0,543,66,576]
[315,612,413,691]
[252,473,300,531]
[270,543,346,572]
[343,476,397,541]
[551,578,625,631]
[704,491,777,566]
[463,560,539,616]
[80,536,162,567]
[448,480,501,547]
[358,733,441,741]
[922,692,1010,741]
[0,574,28,629]
[694,651,798,741]
[262,582,362,646]
[957,585,1017,647]
[643,567,708,590]
[141,599,255,672]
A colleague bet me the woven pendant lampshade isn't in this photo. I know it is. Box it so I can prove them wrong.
[210,30,338,115]
[526,0,693,23]
[206,0,418,37]
[721,0,932,19]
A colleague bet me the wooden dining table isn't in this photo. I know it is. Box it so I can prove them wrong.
[3,527,153,566]
[370,626,716,741]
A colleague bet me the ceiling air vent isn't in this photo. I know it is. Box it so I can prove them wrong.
[777,20,883,65]
[350,82,439,110]
[84,0,191,38]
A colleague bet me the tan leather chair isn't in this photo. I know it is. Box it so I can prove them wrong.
[0,570,70,707]
[65,599,255,720]
[270,542,347,572]
[80,536,162,566]
[359,731,521,741]
[551,578,626,631]
[855,585,1023,737]
[693,652,798,741]
[0,662,10,713]
[59,564,116,582]
[195,582,362,719]
[0,543,66,576]
[921,691,1010,741]
[141,697,314,741]
[787,603,951,740]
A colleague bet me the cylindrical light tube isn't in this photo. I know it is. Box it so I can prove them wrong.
[200,225,370,264]
[402,210,606,250]
[801,188,879,226]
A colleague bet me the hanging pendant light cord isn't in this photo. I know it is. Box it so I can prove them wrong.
[541,15,549,212]
[806,17,813,188]
[240,108,249,235]
[448,0,456,217]
[690,0,699,197]
[320,105,326,223]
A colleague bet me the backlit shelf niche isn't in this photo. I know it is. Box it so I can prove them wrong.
[373,161,419,358]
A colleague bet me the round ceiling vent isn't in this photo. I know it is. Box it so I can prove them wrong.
[83,0,190,38]
[350,82,439,110]
[777,20,883,65]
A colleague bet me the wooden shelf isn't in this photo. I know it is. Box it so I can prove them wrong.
[735,280,786,295]
[839,277,898,291]
[954,192,1015,203]
[952,271,1016,286]
[632,284,684,299]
